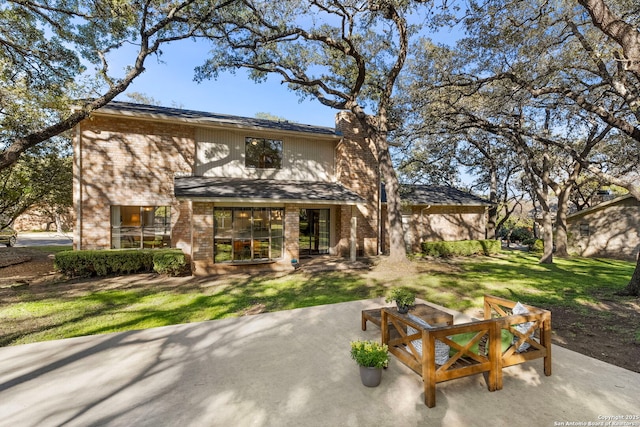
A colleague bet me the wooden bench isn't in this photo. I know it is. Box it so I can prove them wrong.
[381,295,552,407]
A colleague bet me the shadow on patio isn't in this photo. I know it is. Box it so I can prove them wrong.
[0,299,638,426]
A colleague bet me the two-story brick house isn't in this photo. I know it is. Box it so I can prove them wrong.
[73,102,381,274]
[73,102,490,274]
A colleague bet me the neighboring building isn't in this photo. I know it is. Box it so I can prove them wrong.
[567,194,640,261]
[73,102,490,274]
[382,185,494,252]
[14,206,75,232]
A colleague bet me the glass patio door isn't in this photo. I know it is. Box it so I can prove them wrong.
[300,209,329,256]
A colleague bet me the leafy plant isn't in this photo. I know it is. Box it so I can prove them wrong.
[350,340,389,368]
[385,287,416,307]
[421,239,501,257]
[54,249,189,277]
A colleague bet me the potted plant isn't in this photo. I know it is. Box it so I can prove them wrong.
[350,340,389,387]
[385,287,416,314]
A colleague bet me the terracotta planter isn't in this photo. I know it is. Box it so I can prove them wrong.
[359,366,383,387]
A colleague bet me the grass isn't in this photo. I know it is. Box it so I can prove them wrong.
[0,251,636,346]
[34,245,73,254]
[416,252,634,312]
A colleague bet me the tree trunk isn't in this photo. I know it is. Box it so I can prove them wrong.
[540,209,554,264]
[55,213,64,233]
[554,186,571,257]
[578,0,640,75]
[617,251,640,297]
[486,166,498,239]
[378,139,407,262]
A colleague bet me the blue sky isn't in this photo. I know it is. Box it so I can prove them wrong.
[110,21,461,129]
[108,30,477,187]
[112,40,338,128]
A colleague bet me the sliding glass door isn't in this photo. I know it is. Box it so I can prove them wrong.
[299,209,329,256]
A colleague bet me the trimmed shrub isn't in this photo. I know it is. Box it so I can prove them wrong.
[153,250,189,276]
[421,239,501,258]
[55,249,189,278]
[524,238,544,253]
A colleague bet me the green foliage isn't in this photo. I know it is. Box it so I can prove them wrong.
[0,142,72,228]
[385,287,415,307]
[525,238,544,253]
[54,249,188,278]
[350,340,389,368]
[497,216,535,242]
[1,253,635,346]
[1,0,245,171]
[153,250,189,276]
[421,239,501,257]
[501,226,534,242]
[0,3,81,144]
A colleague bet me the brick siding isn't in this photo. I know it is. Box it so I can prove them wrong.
[74,115,194,250]
[335,112,379,255]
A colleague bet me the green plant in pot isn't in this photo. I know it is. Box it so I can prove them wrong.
[350,340,389,387]
[385,287,416,314]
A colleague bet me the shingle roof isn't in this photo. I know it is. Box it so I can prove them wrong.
[174,177,366,205]
[382,184,493,206]
[566,194,634,219]
[95,101,340,138]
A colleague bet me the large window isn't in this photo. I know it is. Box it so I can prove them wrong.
[214,207,284,263]
[111,206,171,249]
[245,137,282,169]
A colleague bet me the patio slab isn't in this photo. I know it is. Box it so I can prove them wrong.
[0,299,638,427]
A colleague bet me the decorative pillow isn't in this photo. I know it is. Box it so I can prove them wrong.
[406,314,450,365]
[448,329,514,357]
[512,302,534,352]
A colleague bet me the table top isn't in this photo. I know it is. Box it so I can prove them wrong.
[382,303,454,327]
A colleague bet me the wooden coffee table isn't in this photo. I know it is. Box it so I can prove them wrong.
[381,304,454,350]
[361,308,384,331]
[383,304,454,329]
[362,304,453,331]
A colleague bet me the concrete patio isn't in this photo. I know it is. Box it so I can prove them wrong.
[0,298,638,427]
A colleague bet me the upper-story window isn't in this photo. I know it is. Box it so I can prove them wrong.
[245,137,282,169]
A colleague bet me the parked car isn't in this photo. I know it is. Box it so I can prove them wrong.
[0,226,17,247]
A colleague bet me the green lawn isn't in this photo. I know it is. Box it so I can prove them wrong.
[0,251,635,346]
[413,252,635,313]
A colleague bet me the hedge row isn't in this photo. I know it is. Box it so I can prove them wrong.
[54,249,189,278]
[421,239,502,257]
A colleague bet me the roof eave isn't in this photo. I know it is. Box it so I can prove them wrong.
[175,196,362,205]
[91,108,341,140]
[566,194,633,219]
[383,201,494,207]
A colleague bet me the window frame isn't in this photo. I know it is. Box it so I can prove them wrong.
[245,137,283,169]
[579,223,590,237]
[213,207,284,263]
[111,205,171,249]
